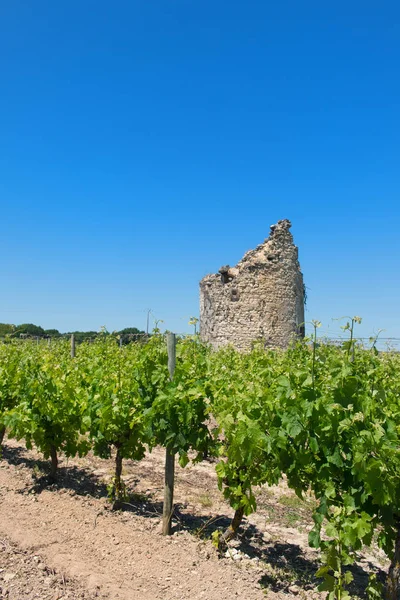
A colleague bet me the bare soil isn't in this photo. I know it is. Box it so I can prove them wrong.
[0,437,388,599]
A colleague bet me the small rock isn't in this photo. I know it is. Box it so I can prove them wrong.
[3,573,16,582]
[288,584,299,594]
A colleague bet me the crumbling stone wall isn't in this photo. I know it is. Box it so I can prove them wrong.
[199,219,305,350]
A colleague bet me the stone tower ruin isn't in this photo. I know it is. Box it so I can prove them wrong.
[199,219,305,350]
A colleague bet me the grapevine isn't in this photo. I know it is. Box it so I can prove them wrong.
[0,328,400,598]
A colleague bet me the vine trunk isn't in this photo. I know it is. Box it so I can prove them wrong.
[49,445,58,482]
[218,506,245,550]
[386,522,400,600]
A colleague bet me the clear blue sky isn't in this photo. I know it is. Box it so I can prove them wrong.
[1,1,399,339]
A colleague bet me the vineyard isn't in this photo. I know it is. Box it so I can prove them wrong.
[1,322,400,600]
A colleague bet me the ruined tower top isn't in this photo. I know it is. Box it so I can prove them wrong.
[199,219,304,350]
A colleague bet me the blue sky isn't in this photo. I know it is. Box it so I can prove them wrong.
[1,1,399,339]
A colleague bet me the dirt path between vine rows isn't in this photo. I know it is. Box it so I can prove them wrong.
[0,456,260,600]
[0,438,388,599]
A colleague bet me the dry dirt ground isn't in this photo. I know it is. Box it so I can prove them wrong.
[0,437,389,600]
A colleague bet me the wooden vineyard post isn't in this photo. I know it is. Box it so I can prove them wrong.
[162,332,176,535]
[71,334,75,358]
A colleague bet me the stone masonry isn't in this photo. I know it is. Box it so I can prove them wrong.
[199,219,305,350]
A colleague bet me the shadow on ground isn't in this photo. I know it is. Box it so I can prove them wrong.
[2,444,109,498]
[252,538,385,598]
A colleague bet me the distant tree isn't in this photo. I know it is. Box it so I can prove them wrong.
[118,327,145,335]
[0,323,15,337]
[15,324,45,337]
[44,329,61,338]
[118,327,146,345]
[0,324,147,343]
